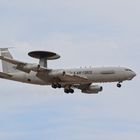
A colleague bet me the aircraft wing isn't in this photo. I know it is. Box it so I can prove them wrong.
[0,56,50,73]
[59,73,90,83]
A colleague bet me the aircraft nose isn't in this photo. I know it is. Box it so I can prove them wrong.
[132,71,136,78]
[130,71,136,79]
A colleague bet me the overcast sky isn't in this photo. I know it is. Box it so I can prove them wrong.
[0,0,139,140]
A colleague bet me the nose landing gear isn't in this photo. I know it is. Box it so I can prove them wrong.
[117,83,122,88]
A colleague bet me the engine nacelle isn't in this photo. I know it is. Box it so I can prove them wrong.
[17,64,40,73]
[82,85,103,94]
[48,70,66,77]
[24,64,40,70]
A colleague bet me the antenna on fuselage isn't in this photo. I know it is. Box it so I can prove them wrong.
[28,51,60,68]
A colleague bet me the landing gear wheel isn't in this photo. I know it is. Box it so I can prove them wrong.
[64,89,74,94]
[58,84,62,88]
[69,89,74,94]
[64,89,69,94]
[52,83,62,89]
[117,83,122,88]
[52,84,57,89]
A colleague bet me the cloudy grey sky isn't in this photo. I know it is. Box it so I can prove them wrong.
[0,0,139,140]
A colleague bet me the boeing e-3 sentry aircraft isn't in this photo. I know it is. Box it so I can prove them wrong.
[0,48,136,94]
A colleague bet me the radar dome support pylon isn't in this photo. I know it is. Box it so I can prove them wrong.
[28,51,60,68]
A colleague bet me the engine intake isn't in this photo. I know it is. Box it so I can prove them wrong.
[82,85,103,94]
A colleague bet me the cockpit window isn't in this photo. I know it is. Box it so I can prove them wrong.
[125,69,132,72]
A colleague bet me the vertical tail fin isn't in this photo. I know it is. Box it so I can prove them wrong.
[0,48,18,73]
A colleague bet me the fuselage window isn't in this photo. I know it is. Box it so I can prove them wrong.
[125,69,132,72]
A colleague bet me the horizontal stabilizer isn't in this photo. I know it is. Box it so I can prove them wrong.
[0,72,12,79]
[0,48,19,73]
[0,56,26,66]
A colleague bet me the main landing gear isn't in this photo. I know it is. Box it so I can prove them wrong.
[64,88,74,94]
[52,83,74,94]
[52,83,62,89]
[117,82,122,88]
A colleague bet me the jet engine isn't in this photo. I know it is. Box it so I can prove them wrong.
[82,85,103,94]
[48,70,66,77]
[17,64,40,73]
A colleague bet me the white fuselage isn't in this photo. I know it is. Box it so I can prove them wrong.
[6,67,136,85]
